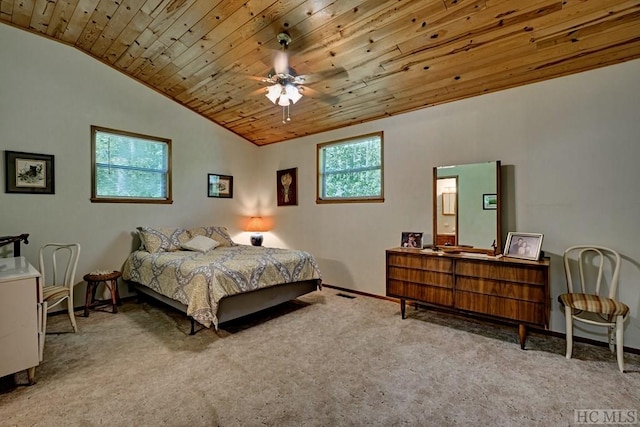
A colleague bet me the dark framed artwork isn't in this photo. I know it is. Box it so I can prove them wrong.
[401,232,423,249]
[4,150,55,194]
[277,167,298,206]
[483,193,497,210]
[208,174,233,198]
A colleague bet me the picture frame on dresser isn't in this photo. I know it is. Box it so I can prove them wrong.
[400,232,423,248]
[504,232,544,261]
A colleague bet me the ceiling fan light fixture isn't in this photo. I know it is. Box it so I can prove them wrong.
[285,84,302,104]
[278,93,290,106]
[265,84,283,104]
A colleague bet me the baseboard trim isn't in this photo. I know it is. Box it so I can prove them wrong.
[322,283,640,355]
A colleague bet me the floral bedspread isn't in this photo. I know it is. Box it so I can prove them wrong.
[122,245,322,328]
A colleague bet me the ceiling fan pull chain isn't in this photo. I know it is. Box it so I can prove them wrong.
[281,105,292,124]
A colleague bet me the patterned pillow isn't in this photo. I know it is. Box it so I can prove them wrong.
[181,236,220,253]
[137,226,191,253]
[188,226,236,247]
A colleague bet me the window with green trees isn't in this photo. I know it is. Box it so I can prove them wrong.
[91,126,172,203]
[317,132,384,203]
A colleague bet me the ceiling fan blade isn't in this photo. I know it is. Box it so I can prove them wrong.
[273,51,289,75]
[301,86,340,105]
[249,87,268,97]
[243,74,268,82]
[297,66,348,84]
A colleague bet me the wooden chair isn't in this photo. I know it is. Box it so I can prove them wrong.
[558,245,629,372]
[39,243,81,333]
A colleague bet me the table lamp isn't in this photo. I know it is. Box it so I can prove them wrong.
[246,217,267,246]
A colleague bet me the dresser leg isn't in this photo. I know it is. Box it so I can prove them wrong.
[400,299,406,319]
[27,367,36,385]
[519,324,528,349]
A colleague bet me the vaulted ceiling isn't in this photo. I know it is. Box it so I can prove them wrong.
[2,0,640,145]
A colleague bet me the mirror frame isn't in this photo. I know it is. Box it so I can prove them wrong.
[432,161,502,253]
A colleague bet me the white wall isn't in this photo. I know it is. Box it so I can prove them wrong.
[257,59,640,349]
[0,25,261,306]
[2,23,639,349]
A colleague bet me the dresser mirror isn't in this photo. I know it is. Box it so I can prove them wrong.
[433,161,501,253]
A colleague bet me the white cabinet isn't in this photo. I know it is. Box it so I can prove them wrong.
[0,257,43,384]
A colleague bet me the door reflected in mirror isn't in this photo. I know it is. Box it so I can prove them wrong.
[433,161,501,253]
[436,177,458,246]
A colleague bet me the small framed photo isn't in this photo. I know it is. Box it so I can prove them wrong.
[504,232,544,260]
[208,174,233,198]
[4,150,55,194]
[277,167,298,206]
[401,232,423,249]
[483,193,497,210]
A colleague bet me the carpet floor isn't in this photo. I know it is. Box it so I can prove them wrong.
[1,288,638,426]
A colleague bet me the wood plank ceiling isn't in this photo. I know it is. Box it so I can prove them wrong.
[2,0,640,146]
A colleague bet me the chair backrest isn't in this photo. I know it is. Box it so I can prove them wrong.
[563,245,621,299]
[38,243,81,288]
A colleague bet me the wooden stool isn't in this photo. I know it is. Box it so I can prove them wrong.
[83,271,121,316]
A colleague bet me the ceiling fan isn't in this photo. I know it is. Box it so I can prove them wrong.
[259,32,345,123]
[261,32,304,123]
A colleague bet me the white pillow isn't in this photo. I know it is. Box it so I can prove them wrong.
[181,236,220,253]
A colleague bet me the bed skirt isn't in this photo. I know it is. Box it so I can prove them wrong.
[129,279,321,330]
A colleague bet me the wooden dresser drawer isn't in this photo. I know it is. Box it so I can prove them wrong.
[456,276,545,303]
[387,266,453,288]
[455,259,546,285]
[387,280,453,307]
[387,253,453,273]
[455,291,545,325]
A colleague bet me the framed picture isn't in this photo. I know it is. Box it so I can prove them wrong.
[483,193,497,210]
[277,167,298,206]
[504,232,544,260]
[4,150,55,194]
[208,174,233,198]
[401,232,423,249]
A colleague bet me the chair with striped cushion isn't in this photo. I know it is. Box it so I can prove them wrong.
[558,245,629,372]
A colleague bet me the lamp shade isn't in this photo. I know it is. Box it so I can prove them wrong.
[277,93,290,106]
[286,84,302,104]
[246,217,267,232]
[265,84,282,104]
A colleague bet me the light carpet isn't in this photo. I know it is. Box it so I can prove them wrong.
[1,288,638,426]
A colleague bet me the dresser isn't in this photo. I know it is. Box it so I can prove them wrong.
[0,257,44,384]
[386,248,550,348]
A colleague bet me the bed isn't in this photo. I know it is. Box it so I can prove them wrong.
[121,226,322,332]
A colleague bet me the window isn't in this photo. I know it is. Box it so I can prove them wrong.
[317,132,384,203]
[91,126,172,203]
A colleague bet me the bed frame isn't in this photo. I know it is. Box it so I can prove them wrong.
[129,279,321,334]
